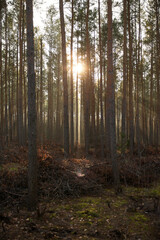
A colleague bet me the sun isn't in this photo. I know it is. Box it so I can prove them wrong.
[74,63,84,74]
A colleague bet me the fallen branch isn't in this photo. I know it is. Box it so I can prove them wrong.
[3,190,26,197]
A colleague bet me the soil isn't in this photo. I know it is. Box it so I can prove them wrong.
[1,143,160,240]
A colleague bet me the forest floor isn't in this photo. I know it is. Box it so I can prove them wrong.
[1,143,160,239]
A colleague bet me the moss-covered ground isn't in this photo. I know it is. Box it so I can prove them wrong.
[1,144,160,239]
[1,185,160,239]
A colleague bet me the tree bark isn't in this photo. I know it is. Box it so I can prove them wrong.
[70,0,74,153]
[121,0,127,153]
[107,0,120,189]
[128,0,134,157]
[4,6,8,145]
[40,38,43,144]
[26,0,37,210]
[98,0,104,159]
[135,0,141,156]
[156,0,160,149]
[76,37,79,148]
[59,0,69,157]
[0,9,3,149]
[149,43,153,145]
[84,0,91,155]
[18,0,24,146]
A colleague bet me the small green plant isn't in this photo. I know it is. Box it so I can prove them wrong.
[76,209,99,218]
[50,213,56,218]
[149,185,160,197]
[130,213,148,222]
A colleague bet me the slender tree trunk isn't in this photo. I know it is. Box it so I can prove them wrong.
[40,38,43,144]
[22,3,27,144]
[18,0,24,146]
[12,57,15,140]
[126,57,129,140]
[47,43,53,140]
[8,41,12,142]
[121,0,127,153]
[76,37,79,148]
[135,0,141,156]
[23,39,27,143]
[0,10,3,149]
[128,0,134,157]
[80,78,84,145]
[5,6,8,145]
[107,0,120,189]
[141,53,145,145]
[98,0,104,159]
[26,0,37,210]
[97,78,100,142]
[70,0,74,153]
[56,51,61,143]
[156,0,160,149]
[16,30,19,142]
[149,43,153,145]
[84,0,91,155]
[91,30,96,149]
[59,0,69,157]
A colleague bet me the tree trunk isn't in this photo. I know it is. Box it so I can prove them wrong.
[47,43,53,140]
[156,0,160,149]
[107,0,120,189]
[135,0,141,156]
[4,6,8,145]
[23,38,27,143]
[40,38,43,144]
[98,0,104,159]
[8,41,12,142]
[76,37,79,148]
[0,9,3,149]
[70,0,74,153]
[18,0,24,146]
[128,0,134,157]
[84,0,91,155]
[149,43,153,145]
[56,51,61,143]
[59,0,69,157]
[121,0,127,153]
[16,30,19,142]
[26,0,37,210]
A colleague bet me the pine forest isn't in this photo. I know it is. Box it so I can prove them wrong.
[0,0,160,239]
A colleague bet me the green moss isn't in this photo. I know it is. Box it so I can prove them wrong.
[104,189,115,194]
[128,213,151,238]
[9,167,19,172]
[72,202,90,210]
[2,163,25,173]
[113,199,128,207]
[76,209,99,218]
[50,213,56,218]
[148,185,160,197]
[79,196,101,205]
[63,204,72,210]
[105,198,112,203]
[130,213,148,222]
[125,186,145,195]
[56,204,72,211]
[8,164,20,172]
